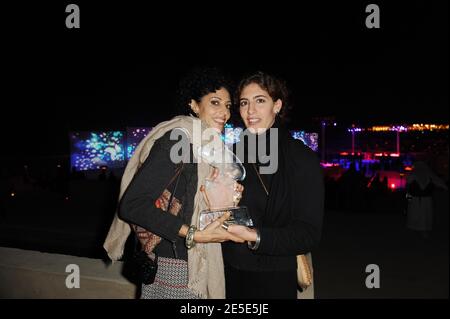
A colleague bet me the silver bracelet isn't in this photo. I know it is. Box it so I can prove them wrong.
[185,225,197,249]
[247,229,261,250]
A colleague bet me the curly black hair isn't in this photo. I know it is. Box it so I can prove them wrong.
[177,66,234,116]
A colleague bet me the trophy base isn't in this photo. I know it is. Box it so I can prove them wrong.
[199,206,253,230]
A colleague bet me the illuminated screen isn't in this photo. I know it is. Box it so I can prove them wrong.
[223,125,243,146]
[126,125,241,158]
[126,127,152,159]
[70,131,126,171]
[70,127,317,171]
[291,131,319,152]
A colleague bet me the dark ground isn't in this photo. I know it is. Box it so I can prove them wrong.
[1,186,447,299]
[314,189,448,298]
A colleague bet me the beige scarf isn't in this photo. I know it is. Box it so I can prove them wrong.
[103,115,225,299]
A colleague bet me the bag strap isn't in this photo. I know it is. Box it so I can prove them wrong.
[252,163,269,196]
[167,162,184,211]
[165,162,184,190]
[166,163,184,259]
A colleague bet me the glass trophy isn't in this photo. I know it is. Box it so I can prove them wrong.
[197,142,253,230]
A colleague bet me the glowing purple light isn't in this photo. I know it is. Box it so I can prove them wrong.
[347,128,363,133]
[391,126,408,132]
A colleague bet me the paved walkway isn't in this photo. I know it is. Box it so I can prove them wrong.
[314,190,448,298]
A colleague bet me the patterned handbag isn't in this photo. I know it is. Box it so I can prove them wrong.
[123,163,184,285]
[132,163,184,255]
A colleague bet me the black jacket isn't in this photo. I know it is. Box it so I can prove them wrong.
[222,124,324,272]
[118,130,197,260]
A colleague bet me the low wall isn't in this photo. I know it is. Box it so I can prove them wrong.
[0,247,137,298]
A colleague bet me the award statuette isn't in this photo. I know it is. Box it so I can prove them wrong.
[197,142,253,230]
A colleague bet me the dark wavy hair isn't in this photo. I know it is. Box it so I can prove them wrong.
[177,66,234,116]
[236,71,291,122]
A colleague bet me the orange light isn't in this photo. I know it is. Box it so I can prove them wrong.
[340,152,349,156]
[405,166,413,171]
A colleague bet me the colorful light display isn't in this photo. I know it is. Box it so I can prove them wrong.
[70,131,126,171]
[126,127,153,159]
[347,124,448,132]
[291,131,319,152]
[70,125,320,171]
[224,125,243,146]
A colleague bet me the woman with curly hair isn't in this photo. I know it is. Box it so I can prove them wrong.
[104,67,244,299]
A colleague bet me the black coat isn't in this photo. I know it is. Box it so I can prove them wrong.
[222,123,324,272]
[118,130,197,261]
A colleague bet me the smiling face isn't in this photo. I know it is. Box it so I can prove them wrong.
[239,83,282,133]
[190,88,232,131]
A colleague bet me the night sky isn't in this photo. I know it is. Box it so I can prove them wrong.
[3,1,448,158]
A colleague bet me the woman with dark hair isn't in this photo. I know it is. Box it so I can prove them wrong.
[222,71,324,299]
[104,67,244,299]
